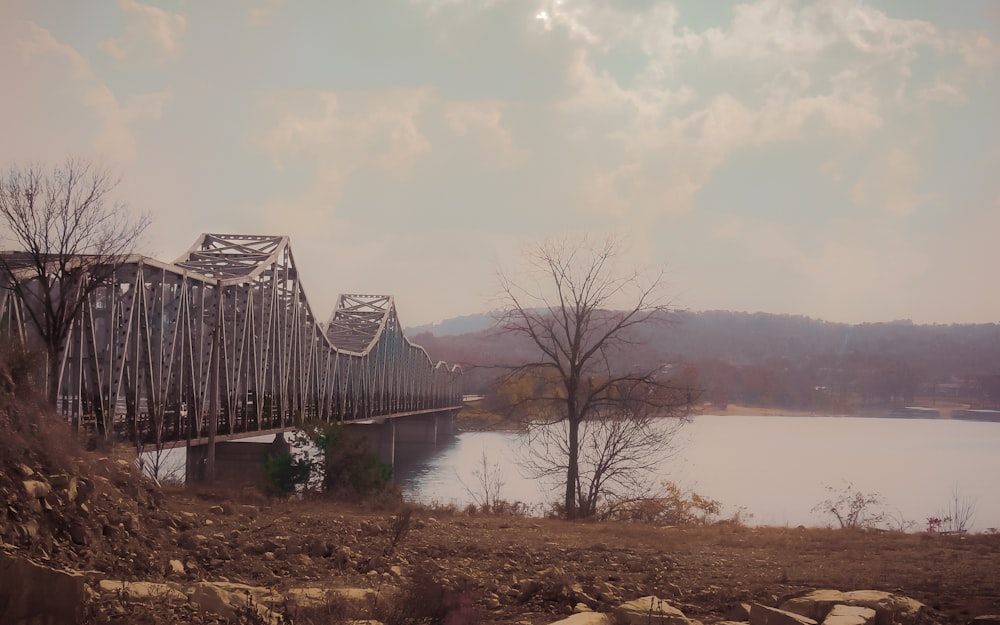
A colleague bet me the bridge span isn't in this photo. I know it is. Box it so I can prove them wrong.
[0,234,463,461]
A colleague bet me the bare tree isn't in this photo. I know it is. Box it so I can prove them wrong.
[0,159,149,404]
[496,234,696,519]
[937,483,977,533]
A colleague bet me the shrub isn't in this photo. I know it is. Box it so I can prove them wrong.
[812,482,886,529]
[603,481,721,525]
[377,564,480,625]
[299,423,396,502]
[263,451,311,495]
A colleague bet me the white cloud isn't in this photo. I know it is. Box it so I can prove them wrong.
[851,147,927,217]
[1,20,168,165]
[98,0,187,63]
[529,0,999,221]
[257,88,435,228]
[444,101,523,166]
[247,0,288,27]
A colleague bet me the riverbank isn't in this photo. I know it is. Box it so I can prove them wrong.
[4,418,1000,624]
[72,489,1000,623]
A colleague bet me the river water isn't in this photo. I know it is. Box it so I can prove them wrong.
[394,414,1000,530]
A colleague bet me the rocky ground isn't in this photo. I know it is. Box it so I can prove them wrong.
[2,378,999,624]
[4,459,1000,624]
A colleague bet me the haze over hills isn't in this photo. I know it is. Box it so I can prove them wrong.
[406,313,496,337]
[408,310,1000,411]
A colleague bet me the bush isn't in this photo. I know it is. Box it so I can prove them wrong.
[603,481,721,525]
[263,451,310,495]
[377,564,480,625]
[812,482,886,529]
[299,423,397,502]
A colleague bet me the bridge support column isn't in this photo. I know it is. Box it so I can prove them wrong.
[349,410,458,472]
[354,421,396,468]
[381,409,458,475]
[186,433,291,486]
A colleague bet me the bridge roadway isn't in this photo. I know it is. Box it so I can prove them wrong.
[0,234,463,457]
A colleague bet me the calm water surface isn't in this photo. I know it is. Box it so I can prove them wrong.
[395,415,1000,530]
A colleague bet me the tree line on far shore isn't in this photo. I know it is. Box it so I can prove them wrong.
[413,310,1000,412]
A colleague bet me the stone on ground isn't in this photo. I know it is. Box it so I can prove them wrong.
[780,590,931,625]
[822,605,877,625]
[547,612,612,625]
[750,603,819,625]
[98,579,187,604]
[614,595,691,625]
[0,552,87,625]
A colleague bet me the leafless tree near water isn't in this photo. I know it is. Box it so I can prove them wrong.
[495,234,697,519]
[0,159,150,405]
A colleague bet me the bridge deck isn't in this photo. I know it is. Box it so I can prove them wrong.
[146,404,464,451]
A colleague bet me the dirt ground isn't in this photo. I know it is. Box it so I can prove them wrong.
[145,488,1000,624]
[3,386,998,624]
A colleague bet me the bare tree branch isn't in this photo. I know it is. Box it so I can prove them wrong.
[494,234,698,518]
[0,159,150,405]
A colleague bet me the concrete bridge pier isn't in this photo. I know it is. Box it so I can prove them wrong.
[186,432,291,485]
[357,409,458,469]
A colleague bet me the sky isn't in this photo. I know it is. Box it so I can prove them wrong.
[1,0,998,327]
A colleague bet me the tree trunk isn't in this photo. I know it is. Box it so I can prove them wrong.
[565,414,580,519]
[46,344,61,407]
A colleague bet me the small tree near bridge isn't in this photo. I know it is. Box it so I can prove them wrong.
[496,234,698,519]
[0,159,149,405]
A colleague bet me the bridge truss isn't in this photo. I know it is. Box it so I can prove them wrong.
[0,234,462,449]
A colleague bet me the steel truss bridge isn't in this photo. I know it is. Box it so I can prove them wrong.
[0,234,462,450]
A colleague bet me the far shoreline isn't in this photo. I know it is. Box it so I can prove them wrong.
[457,400,985,432]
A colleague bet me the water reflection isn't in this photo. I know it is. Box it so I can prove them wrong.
[395,415,1000,530]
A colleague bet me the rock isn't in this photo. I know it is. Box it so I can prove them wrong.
[969,617,1000,625]
[68,522,88,545]
[168,559,185,575]
[822,605,877,625]
[0,551,87,625]
[725,603,752,621]
[780,590,932,625]
[98,580,187,604]
[284,587,331,609]
[178,532,206,550]
[48,474,70,489]
[22,479,51,499]
[548,613,613,625]
[751,604,819,625]
[188,581,281,622]
[283,587,374,610]
[614,596,690,625]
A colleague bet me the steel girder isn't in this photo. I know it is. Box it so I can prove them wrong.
[0,234,462,448]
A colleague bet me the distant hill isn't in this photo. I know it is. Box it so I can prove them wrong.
[405,310,1000,410]
[405,313,495,337]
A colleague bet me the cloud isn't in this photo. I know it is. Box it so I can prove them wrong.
[0,19,173,165]
[525,0,992,221]
[851,147,927,216]
[254,88,435,237]
[262,88,432,178]
[98,0,187,63]
[247,0,288,27]
[444,101,523,166]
